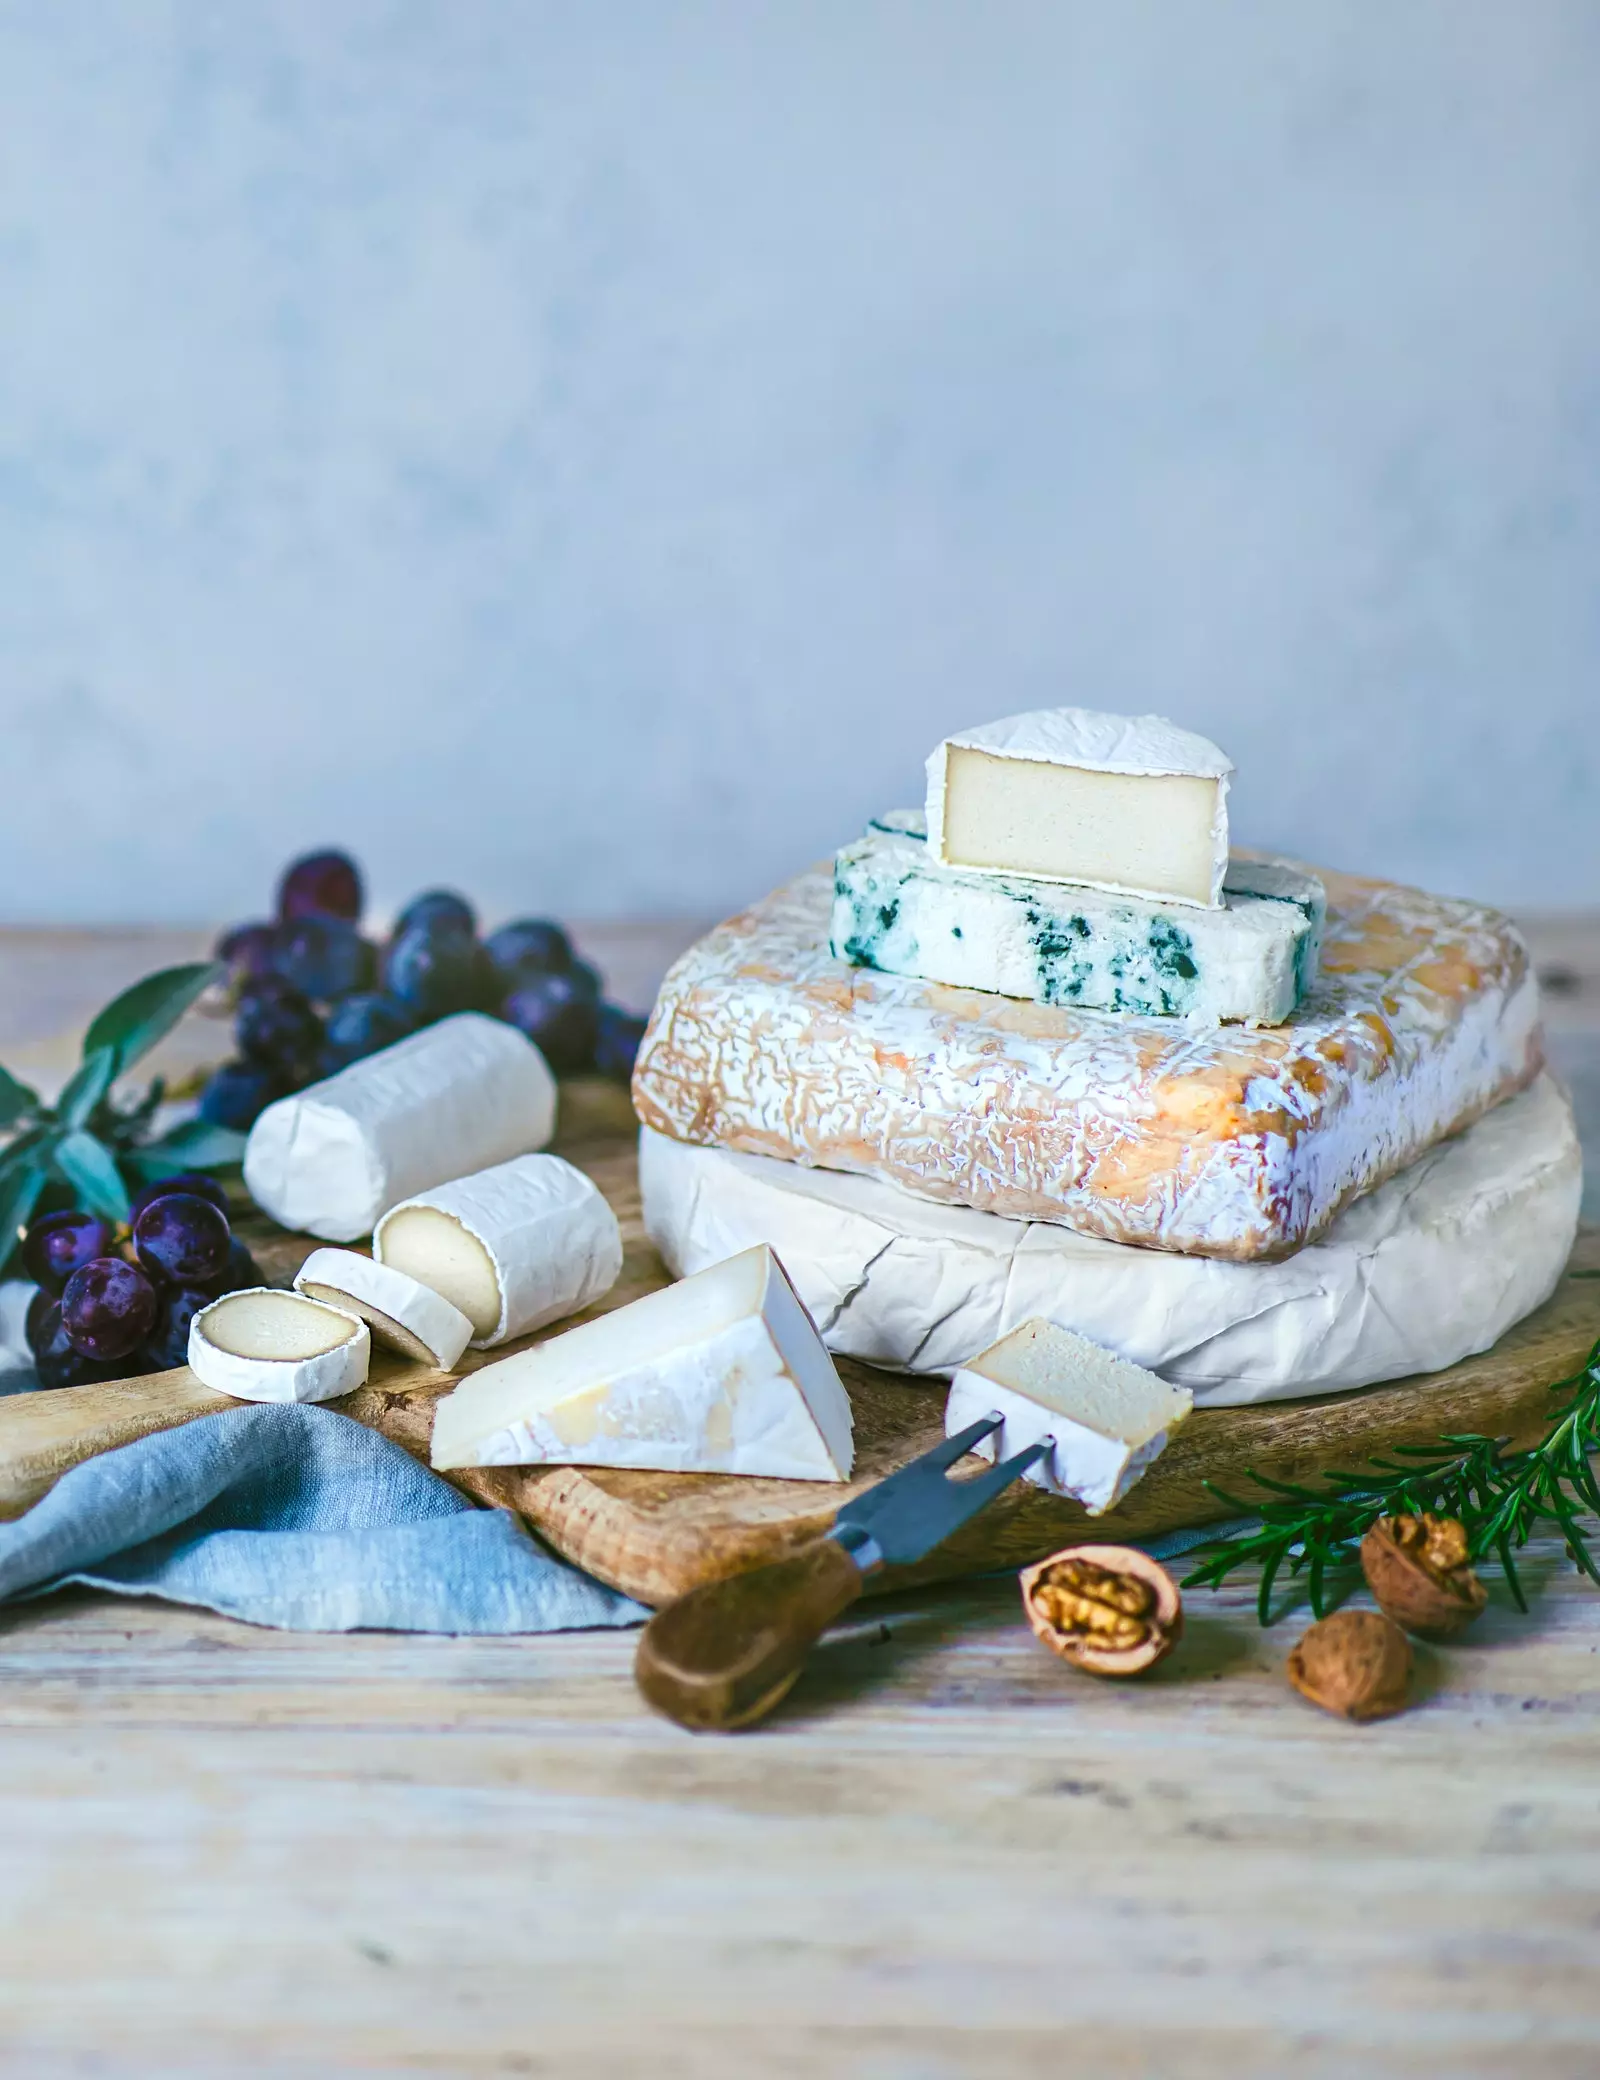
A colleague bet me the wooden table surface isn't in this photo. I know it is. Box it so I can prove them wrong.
[2,914,1599,2078]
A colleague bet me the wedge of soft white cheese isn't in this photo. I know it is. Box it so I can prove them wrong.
[189,1287,371,1404]
[244,1013,557,1242]
[833,815,1322,1023]
[430,1243,854,1479]
[945,1318,1193,1512]
[374,1153,622,1348]
[294,1248,474,1369]
[926,708,1234,908]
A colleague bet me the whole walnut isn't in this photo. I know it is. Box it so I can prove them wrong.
[1360,1513,1487,1639]
[1287,1609,1413,1722]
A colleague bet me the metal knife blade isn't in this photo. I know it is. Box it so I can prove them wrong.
[827,1414,1049,1575]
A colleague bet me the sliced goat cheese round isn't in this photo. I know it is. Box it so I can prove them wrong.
[374,1153,623,1348]
[188,1287,371,1404]
[243,1013,558,1242]
[294,1248,474,1370]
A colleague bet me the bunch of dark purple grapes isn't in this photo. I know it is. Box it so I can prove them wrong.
[21,1175,261,1390]
[202,849,646,1131]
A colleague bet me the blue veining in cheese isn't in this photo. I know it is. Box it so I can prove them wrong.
[832,816,1323,1025]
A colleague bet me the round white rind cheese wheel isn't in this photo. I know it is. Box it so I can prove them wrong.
[294,1248,474,1370]
[640,1072,1582,1408]
[189,1288,372,1404]
[243,1014,558,1242]
[374,1152,624,1347]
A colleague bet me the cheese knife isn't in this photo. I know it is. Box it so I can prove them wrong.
[634,1414,1048,1732]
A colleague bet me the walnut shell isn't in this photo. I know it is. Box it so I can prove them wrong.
[1287,1609,1413,1722]
[1019,1544,1182,1677]
[1360,1513,1487,1639]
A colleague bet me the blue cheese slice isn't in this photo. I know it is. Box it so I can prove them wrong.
[945,1319,1192,1512]
[927,707,1234,908]
[430,1244,854,1480]
[833,816,1323,1024]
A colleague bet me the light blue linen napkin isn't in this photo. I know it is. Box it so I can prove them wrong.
[0,1402,646,1633]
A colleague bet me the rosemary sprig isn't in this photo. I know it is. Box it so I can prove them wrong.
[1182,1331,1600,1624]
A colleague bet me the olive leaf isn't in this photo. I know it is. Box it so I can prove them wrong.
[0,1062,40,1131]
[53,1129,132,1223]
[57,1046,119,1131]
[128,1120,247,1176]
[0,1160,49,1275]
[82,962,223,1078]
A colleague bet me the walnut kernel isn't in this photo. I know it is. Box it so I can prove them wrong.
[1020,1544,1182,1676]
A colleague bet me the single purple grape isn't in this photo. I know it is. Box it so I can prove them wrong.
[277,849,363,923]
[272,915,376,1002]
[501,969,600,1074]
[215,920,279,981]
[132,1193,232,1290]
[236,979,324,1074]
[484,918,575,986]
[20,1209,115,1296]
[199,1060,286,1130]
[321,991,417,1071]
[61,1257,159,1363]
[26,1285,56,1357]
[31,1300,127,1389]
[594,1004,649,1083]
[130,1171,230,1222]
[383,925,486,1021]
[395,890,476,939]
[140,1286,215,1372]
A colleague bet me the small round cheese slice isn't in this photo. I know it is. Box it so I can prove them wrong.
[294,1248,473,1369]
[189,1287,371,1404]
[374,1153,623,1348]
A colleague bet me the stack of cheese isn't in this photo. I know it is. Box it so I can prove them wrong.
[629,707,1581,1488]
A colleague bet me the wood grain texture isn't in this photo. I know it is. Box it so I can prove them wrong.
[3,1075,1596,1614]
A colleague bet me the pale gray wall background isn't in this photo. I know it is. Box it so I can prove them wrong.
[1,1,1596,927]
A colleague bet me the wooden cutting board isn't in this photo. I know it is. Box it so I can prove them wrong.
[2,1078,1596,1607]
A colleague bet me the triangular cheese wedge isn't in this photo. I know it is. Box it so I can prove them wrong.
[946,1318,1192,1514]
[430,1245,854,1481]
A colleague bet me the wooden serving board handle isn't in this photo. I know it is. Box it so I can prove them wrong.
[634,1538,866,1732]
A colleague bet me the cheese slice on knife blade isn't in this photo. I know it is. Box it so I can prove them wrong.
[243,1013,557,1242]
[926,708,1234,908]
[639,1073,1582,1405]
[294,1248,474,1369]
[946,1318,1193,1512]
[430,1244,854,1480]
[189,1287,370,1404]
[374,1153,622,1348]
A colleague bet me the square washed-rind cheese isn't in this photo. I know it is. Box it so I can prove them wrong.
[429,1244,854,1480]
[638,1075,1581,1402]
[244,1013,557,1242]
[833,815,1322,1024]
[632,857,1542,1262]
[945,1319,1193,1512]
[926,708,1234,908]
[374,1153,623,1348]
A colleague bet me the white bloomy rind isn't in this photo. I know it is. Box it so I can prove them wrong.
[243,1013,558,1243]
[926,707,1234,909]
[430,1244,854,1480]
[639,1072,1581,1406]
[374,1153,623,1349]
[833,819,1323,1024]
[188,1287,371,1404]
[294,1248,474,1369]
[0,1280,38,1369]
[945,1318,1193,1513]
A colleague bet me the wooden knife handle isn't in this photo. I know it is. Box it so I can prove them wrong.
[634,1538,867,1732]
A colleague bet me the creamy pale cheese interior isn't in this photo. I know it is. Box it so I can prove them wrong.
[940,748,1222,905]
[200,1290,358,1363]
[379,1205,503,1337]
[964,1319,1187,1446]
[431,1246,802,1470]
